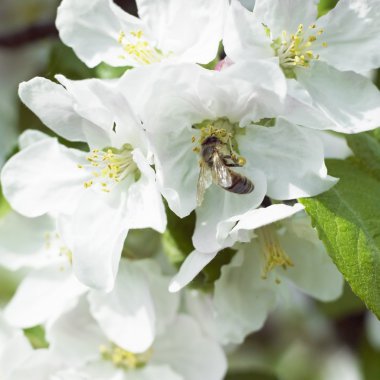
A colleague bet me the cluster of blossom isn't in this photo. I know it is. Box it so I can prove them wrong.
[1,0,380,378]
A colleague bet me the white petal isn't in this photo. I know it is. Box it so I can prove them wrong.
[152,315,227,380]
[67,190,129,291]
[133,260,180,335]
[281,78,339,130]
[47,297,106,367]
[169,251,218,293]
[129,365,183,380]
[316,0,380,72]
[1,137,90,217]
[193,168,267,253]
[8,349,63,380]
[126,149,166,232]
[55,362,182,380]
[151,126,199,218]
[18,129,51,150]
[210,60,287,122]
[295,61,380,133]
[88,260,156,354]
[0,211,55,270]
[184,291,220,342]
[52,363,123,380]
[213,250,277,344]
[278,215,344,301]
[366,312,380,350]
[56,0,147,67]
[315,131,353,159]
[240,120,338,199]
[4,264,87,328]
[223,0,273,62]
[19,77,110,145]
[230,203,304,241]
[136,0,228,64]
[253,0,318,37]
[0,317,33,379]
[82,79,147,151]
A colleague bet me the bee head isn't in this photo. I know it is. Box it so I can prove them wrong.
[201,135,220,146]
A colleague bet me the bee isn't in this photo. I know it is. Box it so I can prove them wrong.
[197,135,254,206]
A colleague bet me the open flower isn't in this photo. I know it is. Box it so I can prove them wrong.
[139,62,336,264]
[1,75,166,291]
[19,259,226,380]
[56,0,228,68]
[224,0,380,133]
[184,209,343,345]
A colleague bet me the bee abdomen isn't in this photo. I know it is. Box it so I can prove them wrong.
[224,173,254,194]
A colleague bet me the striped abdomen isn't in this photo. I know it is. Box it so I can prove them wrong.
[223,170,254,194]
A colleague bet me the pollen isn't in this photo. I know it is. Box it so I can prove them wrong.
[100,343,153,370]
[257,226,294,279]
[117,30,165,65]
[79,144,139,192]
[267,23,327,72]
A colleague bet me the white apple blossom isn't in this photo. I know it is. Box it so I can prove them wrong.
[140,62,337,261]
[1,75,166,291]
[7,259,225,380]
[0,135,174,350]
[224,0,380,133]
[56,0,228,68]
[184,209,343,345]
[44,295,226,380]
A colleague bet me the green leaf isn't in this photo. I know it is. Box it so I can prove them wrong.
[317,0,338,17]
[346,132,380,181]
[95,63,131,79]
[300,159,380,318]
[23,326,49,349]
[162,208,195,267]
[46,41,97,81]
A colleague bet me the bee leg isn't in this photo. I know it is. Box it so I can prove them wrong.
[222,155,243,167]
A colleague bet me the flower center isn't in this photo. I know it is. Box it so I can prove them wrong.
[117,30,166,65]
[266,23,327,73]
[192,118,246,164]
[100,343,153,370]
[78,144,139,193]
[257,226,293,279]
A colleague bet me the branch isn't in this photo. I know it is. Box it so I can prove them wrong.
[0,22,58,49]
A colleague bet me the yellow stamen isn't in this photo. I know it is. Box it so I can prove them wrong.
[257,226,294,279]
[79,144,139,192]
[100,343,153,370]
[267,23,327,70]
[117,30,166,65]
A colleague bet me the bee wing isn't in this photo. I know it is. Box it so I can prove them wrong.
[197,160,212,207]
[211,153,233,188]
